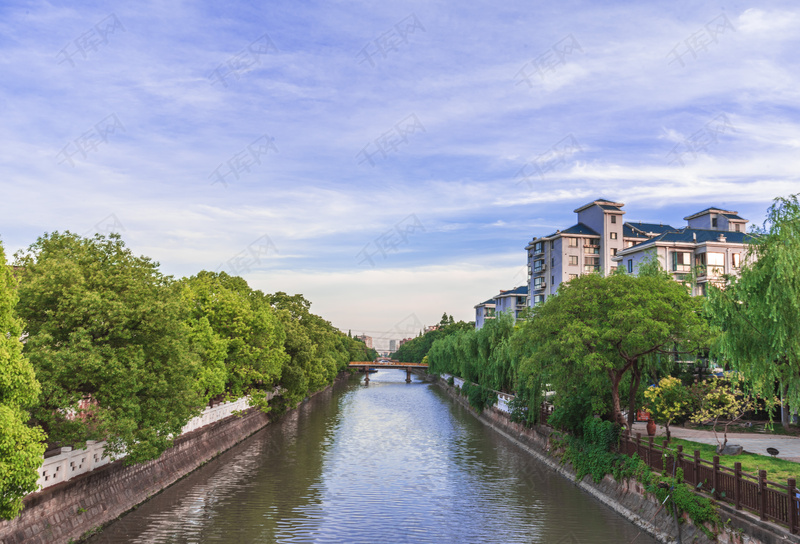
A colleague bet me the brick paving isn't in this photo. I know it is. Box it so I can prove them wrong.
[630,422,800,463]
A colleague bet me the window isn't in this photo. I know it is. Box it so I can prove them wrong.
[625,241,635,248]
[610,232,617,240]
[568,274,578,280]
[611,215,617,224]
[532,259,545,273]
[711,215,718,228]
[551,257,554,266]
[550,240,555,250]
[568,237,579,247]
[734,224,741,232]
[732,253,741,269]
[569,255,578,266]
[707,252,724,276]
[533,276,544,289]
[551,275,554,285]
[672,251,692,272]
[585,246,600,254]
[532,294,545,305]
[611,248,618,256]
[584,257,599,273]
[696,253,724,276]
[627,259,633,273]
[533,241,544,254]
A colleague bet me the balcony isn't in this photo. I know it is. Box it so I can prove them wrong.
[532,263,547,273]
[533,282,547,290]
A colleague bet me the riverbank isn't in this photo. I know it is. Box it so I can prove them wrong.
[0,373,351,544]
[427,371,800,544]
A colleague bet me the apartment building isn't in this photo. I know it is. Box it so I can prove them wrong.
[525,199,750,306]
[474,285,528,330]
[614,207,751,296]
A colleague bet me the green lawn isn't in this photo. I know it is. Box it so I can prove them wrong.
[665,437,800,483]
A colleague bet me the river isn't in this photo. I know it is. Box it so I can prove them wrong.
[88,370,656,543]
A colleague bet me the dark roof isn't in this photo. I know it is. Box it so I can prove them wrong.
[624,228,754,251]
[683,207,737,220]
[722,213,747,221]
[544,222,599,238]
[624,221,676,236]
[474,298,496,308]
[623,224,649,239]
[498,285,528,296]
[599,204,623,211]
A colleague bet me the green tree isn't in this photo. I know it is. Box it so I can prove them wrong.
[180,272,287,407]
[14,232,202,463]
[268,292,354,408]
[519,272,710,429]
[644,376,691,441]
[0,241,46,519]
[706,194,800,429]
[690,373,771,453]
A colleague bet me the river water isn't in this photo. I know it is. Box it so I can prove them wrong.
[88,370,656,543]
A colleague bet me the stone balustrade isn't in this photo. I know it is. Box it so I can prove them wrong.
[35,394,265,491]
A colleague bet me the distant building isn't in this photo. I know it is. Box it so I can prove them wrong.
[355,334,373,349]
[474,298,496,330]
[398,337,413,347]
[389,340,397,352]
[474,285,528,330]
[424,325,439,333]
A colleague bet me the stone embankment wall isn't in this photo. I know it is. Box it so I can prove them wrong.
[0,375,347,544]
[430,372,800,544]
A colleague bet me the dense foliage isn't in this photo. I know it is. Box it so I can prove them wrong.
[427,311,517,392]
[2,231,362,518]
[706,193,800,428]
[15,233,203,463]
[0,241,46,519]
[391,313,472,363]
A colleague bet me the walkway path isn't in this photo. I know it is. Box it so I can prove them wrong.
[630,422,800,463]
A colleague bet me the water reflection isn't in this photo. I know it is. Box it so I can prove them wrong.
[90,370,655,543]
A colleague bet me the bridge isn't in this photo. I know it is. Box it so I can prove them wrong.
[348,359,428,383]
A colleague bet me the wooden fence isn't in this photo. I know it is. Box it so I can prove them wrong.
[619,432,799,535]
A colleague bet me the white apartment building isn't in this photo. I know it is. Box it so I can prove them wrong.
[526,199,751,305]
[614,207,751,296]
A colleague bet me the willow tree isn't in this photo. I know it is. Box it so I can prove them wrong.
[0,241,46,519]
[522,271,710,429]
[706,194,800,428]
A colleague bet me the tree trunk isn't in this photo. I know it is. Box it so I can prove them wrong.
[627,361,641,431]
[781,382,790,431]
[609,370,626,428]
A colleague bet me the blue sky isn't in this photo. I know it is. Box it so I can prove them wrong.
[1,1,799,350]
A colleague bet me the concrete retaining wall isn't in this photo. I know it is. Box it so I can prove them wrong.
[433,373,800,544]
[0,377,345,544]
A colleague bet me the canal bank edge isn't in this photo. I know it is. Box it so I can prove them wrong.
[425,371,800,544]
[0,372,352,544]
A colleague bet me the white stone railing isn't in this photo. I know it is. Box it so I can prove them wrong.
[180,396,252,435]
[36,394,265,491]
[441,373,513,413]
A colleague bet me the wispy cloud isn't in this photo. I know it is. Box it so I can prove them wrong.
[1,1,799,346]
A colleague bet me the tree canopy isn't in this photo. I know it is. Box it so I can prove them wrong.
[180,271,288,407]
[706,194,800,426]
[391,313,472,363]
[0,241,46,519]
[517,271,710,428]
[14,232,202,463]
